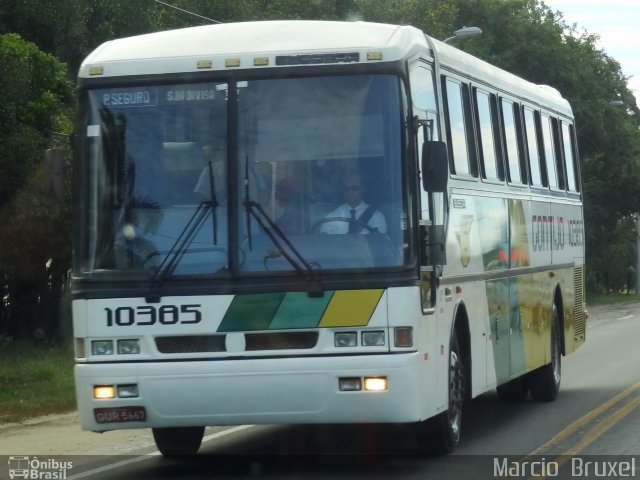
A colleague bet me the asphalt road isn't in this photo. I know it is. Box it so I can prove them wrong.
[2,300,640,480]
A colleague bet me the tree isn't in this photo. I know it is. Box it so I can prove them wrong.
[435,0,640,294]
[0,33,73,206]
[0,33,73,339]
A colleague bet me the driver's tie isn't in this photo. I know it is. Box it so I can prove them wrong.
[348,209,357,234]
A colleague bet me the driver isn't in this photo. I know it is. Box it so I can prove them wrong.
[320,172,386,234]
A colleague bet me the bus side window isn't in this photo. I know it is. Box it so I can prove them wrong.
[551,117,566,190]
[474,89,502,181]
[410,64,439,141]
[540,113,559,189]
[500,98,523,184]
[443,77,476,177]
[561,121,579,192]
[523,106,543,187]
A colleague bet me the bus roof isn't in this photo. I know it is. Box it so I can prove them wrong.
[432,37,571,115]
[79,19,571,115]
[79,20,425,78]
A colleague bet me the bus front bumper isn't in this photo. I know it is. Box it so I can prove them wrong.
[75,352,427,431]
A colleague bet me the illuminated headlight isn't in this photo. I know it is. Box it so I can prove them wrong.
[92,340,114,355]
[364,376,388,392]
[362,330,385,347]
[335,332,357,347]
[93,385,116,399]
[117,339,140,355]
[117,384,139,398]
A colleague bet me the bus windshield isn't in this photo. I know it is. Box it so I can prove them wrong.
[78,74,408,279]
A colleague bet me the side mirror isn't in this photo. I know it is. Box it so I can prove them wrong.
[421,141,448,193]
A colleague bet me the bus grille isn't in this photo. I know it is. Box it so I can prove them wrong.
[573,266,586,341]
[245,331,318,351]
[154,331,319,353]
[155,335,226,353]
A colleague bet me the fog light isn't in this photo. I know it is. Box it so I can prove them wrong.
[335,332,357,347]
[92,340,114,355]
[117,339,140,354]
[117,384,139,398]
[364,377,388,392]
[338,377,362,391]
[394,327,414,347]
[362,330,385,346]
[93,385,116,399]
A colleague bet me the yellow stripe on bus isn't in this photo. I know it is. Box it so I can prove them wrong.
[318,289,384,327]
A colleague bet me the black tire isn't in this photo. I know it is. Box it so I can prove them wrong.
[528,305,561,402]
[152,426,205,456]
[496,376,529,402]
[427,331,465,453]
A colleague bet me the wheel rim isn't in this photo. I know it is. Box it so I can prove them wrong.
[449,349,464,437]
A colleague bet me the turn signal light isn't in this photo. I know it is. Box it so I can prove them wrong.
[394,327,413,347]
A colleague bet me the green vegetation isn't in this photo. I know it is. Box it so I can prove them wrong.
[0,342,76,423]
[587,291,639,306]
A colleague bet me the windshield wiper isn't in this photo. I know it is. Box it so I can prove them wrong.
[148,162,220,298]
[243,158,323,297]
[149,199,218,294]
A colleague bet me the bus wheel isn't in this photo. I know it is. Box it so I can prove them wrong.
[528,306,561,402]
[427,332,465,453]
[152,426,205,456]
[496,376,529,402]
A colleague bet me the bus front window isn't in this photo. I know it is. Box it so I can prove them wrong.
[78,74,409,280]
[81,82,230,278]
[237,75,407,272]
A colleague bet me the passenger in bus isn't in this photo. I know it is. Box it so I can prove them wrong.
[320,172,386,234]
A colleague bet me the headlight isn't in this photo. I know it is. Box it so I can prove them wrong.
[91,340,114,355]
[117,339,141,354]
[362,330,385,347]
[93,385,116,399]
[117,384,139,398]
[338,377,362,391]
[364,377,388,392]
[334,332,357,347]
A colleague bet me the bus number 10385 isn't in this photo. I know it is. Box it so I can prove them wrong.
[105,305,202,327]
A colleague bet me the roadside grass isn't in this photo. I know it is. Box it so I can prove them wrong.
[0,341,76,424]
[587,291,639,306]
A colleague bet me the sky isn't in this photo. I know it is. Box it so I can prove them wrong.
[543,0,640,106]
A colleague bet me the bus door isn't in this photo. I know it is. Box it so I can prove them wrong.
[410,61,442,312]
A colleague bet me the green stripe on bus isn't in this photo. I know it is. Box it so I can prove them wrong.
[218,293,285,332]
[270,291,334,329]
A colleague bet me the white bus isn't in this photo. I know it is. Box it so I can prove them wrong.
[72,20,586,455]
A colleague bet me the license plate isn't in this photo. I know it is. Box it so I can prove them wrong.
[94,406,147,424]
